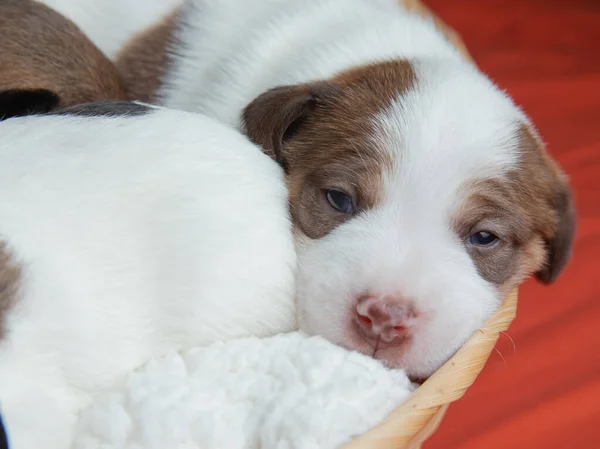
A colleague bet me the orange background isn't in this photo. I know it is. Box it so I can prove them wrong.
[422,1,600,448]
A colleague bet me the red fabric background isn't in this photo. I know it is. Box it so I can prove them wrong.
[422,1,600,448]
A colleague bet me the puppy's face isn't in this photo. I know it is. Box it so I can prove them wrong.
[243,59,575,379]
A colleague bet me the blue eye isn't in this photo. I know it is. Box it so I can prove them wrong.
[326,190,353,214]
[468,231,499,247]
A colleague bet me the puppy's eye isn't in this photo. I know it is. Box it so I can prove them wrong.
[326,189,353,214]
[468,231,499,247]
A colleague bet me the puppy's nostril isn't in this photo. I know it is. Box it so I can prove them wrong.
[357,312,373,327]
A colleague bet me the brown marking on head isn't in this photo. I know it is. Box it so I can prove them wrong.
[453,123,575,294]
[0,241,21,340]
[243,60,415,239]
[0,0,126,119]
[115,9,180,103]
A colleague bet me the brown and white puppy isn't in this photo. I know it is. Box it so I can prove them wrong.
[116,0,574,379]
[0,0,126,119]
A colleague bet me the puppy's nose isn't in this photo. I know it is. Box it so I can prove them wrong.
[355,295,417,343]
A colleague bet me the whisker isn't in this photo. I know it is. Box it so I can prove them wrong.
[493,347,507,365]
[478,327,517,356]
[500,331,517,354]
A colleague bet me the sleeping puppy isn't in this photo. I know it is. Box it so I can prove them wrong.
[0,102,296,449]
[0,0,126,119]
[116,0,576,379]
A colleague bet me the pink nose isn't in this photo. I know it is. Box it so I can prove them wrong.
[355,295,417,343]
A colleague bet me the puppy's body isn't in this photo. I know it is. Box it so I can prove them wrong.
[0,104,296,449]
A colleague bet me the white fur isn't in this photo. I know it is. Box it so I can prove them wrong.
[154,0,530,377]
[0,108,296,449]
[73,332,414,449]
[36,0,183,59]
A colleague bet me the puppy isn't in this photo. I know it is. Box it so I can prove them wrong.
[0,101,296,449]
[0,0,126,119]
[116,0,576,379]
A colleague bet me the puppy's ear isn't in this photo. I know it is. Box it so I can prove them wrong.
[535,180,576,284]
[242,82,338,169]
[0,89,60,121]
[519,124,577,284]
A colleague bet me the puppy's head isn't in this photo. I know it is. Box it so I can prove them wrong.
[243,59,575,378]
[0,0,126,120]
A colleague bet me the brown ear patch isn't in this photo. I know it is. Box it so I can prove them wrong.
[516,127,577,284]
[0,241,21,340]
[116,9,181,103]
[0,0,126,111]
[243,60,416,239]
[537,185,575,283]
[242,82,341,169]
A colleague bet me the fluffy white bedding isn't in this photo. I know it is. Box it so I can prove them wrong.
[73,332,414,449]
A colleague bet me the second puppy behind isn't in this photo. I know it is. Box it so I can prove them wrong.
[0,0,126,119]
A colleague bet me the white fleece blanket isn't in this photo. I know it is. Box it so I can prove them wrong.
[73,332,414,449]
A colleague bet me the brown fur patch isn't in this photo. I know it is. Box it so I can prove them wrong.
[0,0,126,106]
[115,9,180,103]
[453,123,575,290]
[244,60,416,239]
[453,180,548,287]
[514,124,576,283]
[0,241,21,340]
